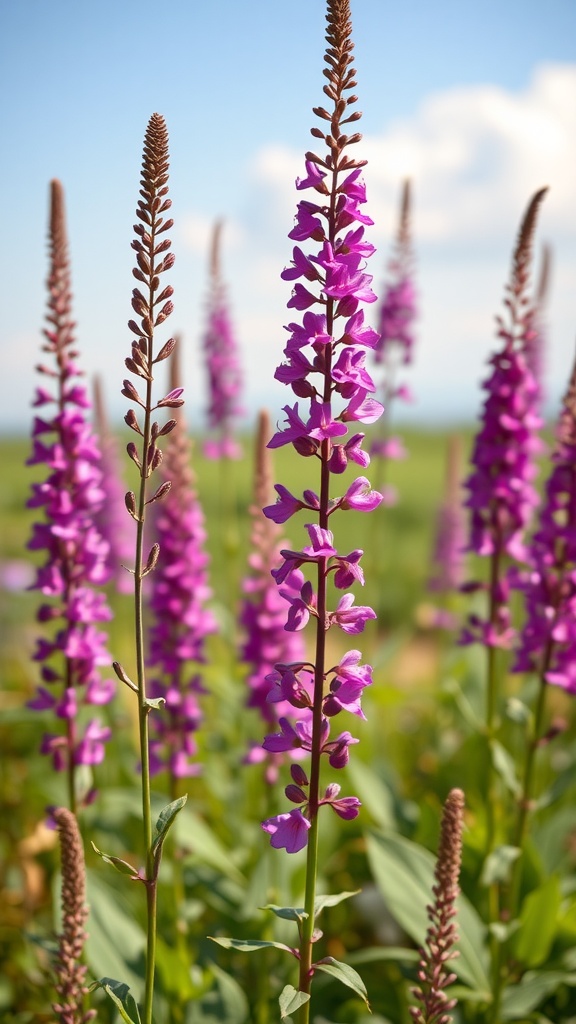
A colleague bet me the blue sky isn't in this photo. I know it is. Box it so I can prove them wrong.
[2,0,576,432]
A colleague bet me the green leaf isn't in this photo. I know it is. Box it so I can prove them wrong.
[481,845,521,886]
[513,875,561,968]
[91,842,139,879]
[187,964,250,1024]
[314,957,369,1007]
[490,739,521,797]
[96,978,141,1024]
[501,970,576,1019]
[315,891,360,915]
[84,871,146,993]
[345,757,397,828]
[263,903,308,923]
[347,946,420,966]
[366,830,490,996]
[279,985,310,1019]
[175,806,245,884]
[209,936,296,956]
[144,695,166,710]
[151,794,188,862]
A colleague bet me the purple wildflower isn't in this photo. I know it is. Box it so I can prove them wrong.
[27,179,113,807]
[461,188,547,650]
[371,179,418,499]
[147,340,216,784]
[261,0,382,858]
[513,353,576,693]
[202,220,243,459]
[240,410,307,783]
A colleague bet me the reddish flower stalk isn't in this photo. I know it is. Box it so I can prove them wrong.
[371,178,417,504]
[118,112,180,1024]
[52,806,95,1024]
[147,338,216,791]
[202,220,244,459]
[260,1,382,1010]
[27,180,114,811]
[410,789,464,1024]
[240,410,307,784]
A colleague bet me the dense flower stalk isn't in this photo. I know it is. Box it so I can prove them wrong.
[240,410,307,783]
[147,339,216,786]
[27,180,114,811]
[260,0,383,1011]
[371,179,417,502]
[52,806,95,1024]
[410,789,464,1024]
[92,376,133,594]
[202,220,244,459]
[514,353,576,691]
[461,188,547,651]
[120,112,180,1024]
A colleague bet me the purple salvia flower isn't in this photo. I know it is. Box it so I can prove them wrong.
[371,179,418,501]
[92,376,133,594]
[461,188,547,650]
[410,789,464,1024]
[202,220,243,459]
[52,807,95,1024]
[240,410,307,783]
[261,0,382,874]
[27,180,114,808]
[513,353,576,693]
[147,339,217,784]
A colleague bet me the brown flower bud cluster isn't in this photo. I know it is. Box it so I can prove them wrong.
[52,807,95,1024]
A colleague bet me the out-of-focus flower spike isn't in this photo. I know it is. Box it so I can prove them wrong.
[92,376,133,594]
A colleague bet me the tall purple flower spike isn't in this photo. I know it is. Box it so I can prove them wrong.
[202,220,244,459]
[371,179,417,503]
[147,339,217,785]
[260,0,384,854]
[240,410,308,784]
[461,188,547,650]
[27,180,114,808]
[514,352,576,693]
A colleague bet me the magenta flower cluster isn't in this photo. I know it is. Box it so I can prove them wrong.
[513,369,576,693]
[28,181,114,777]
[258,147,384,852]
[202,225,243,459]
[147,417,217,779]
[461,190,546,650]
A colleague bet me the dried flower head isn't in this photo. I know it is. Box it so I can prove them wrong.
[410,788,464,1024]
[52,807,95,1024]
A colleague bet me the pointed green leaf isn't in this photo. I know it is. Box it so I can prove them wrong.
[279,985,310,1019]
[513,875,561,968]
[315,891,360,915]
[209,936,296,956]
[96,978,141,1024]
[490,739,521,797]
[263,903,308,923]
[91,842,139,879]
[366,830,490,995]
[481,845,520,886]
[314,957,369,1007]
[151,794,187,863]
[144,696,166,710]
[501,970,576,1019]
